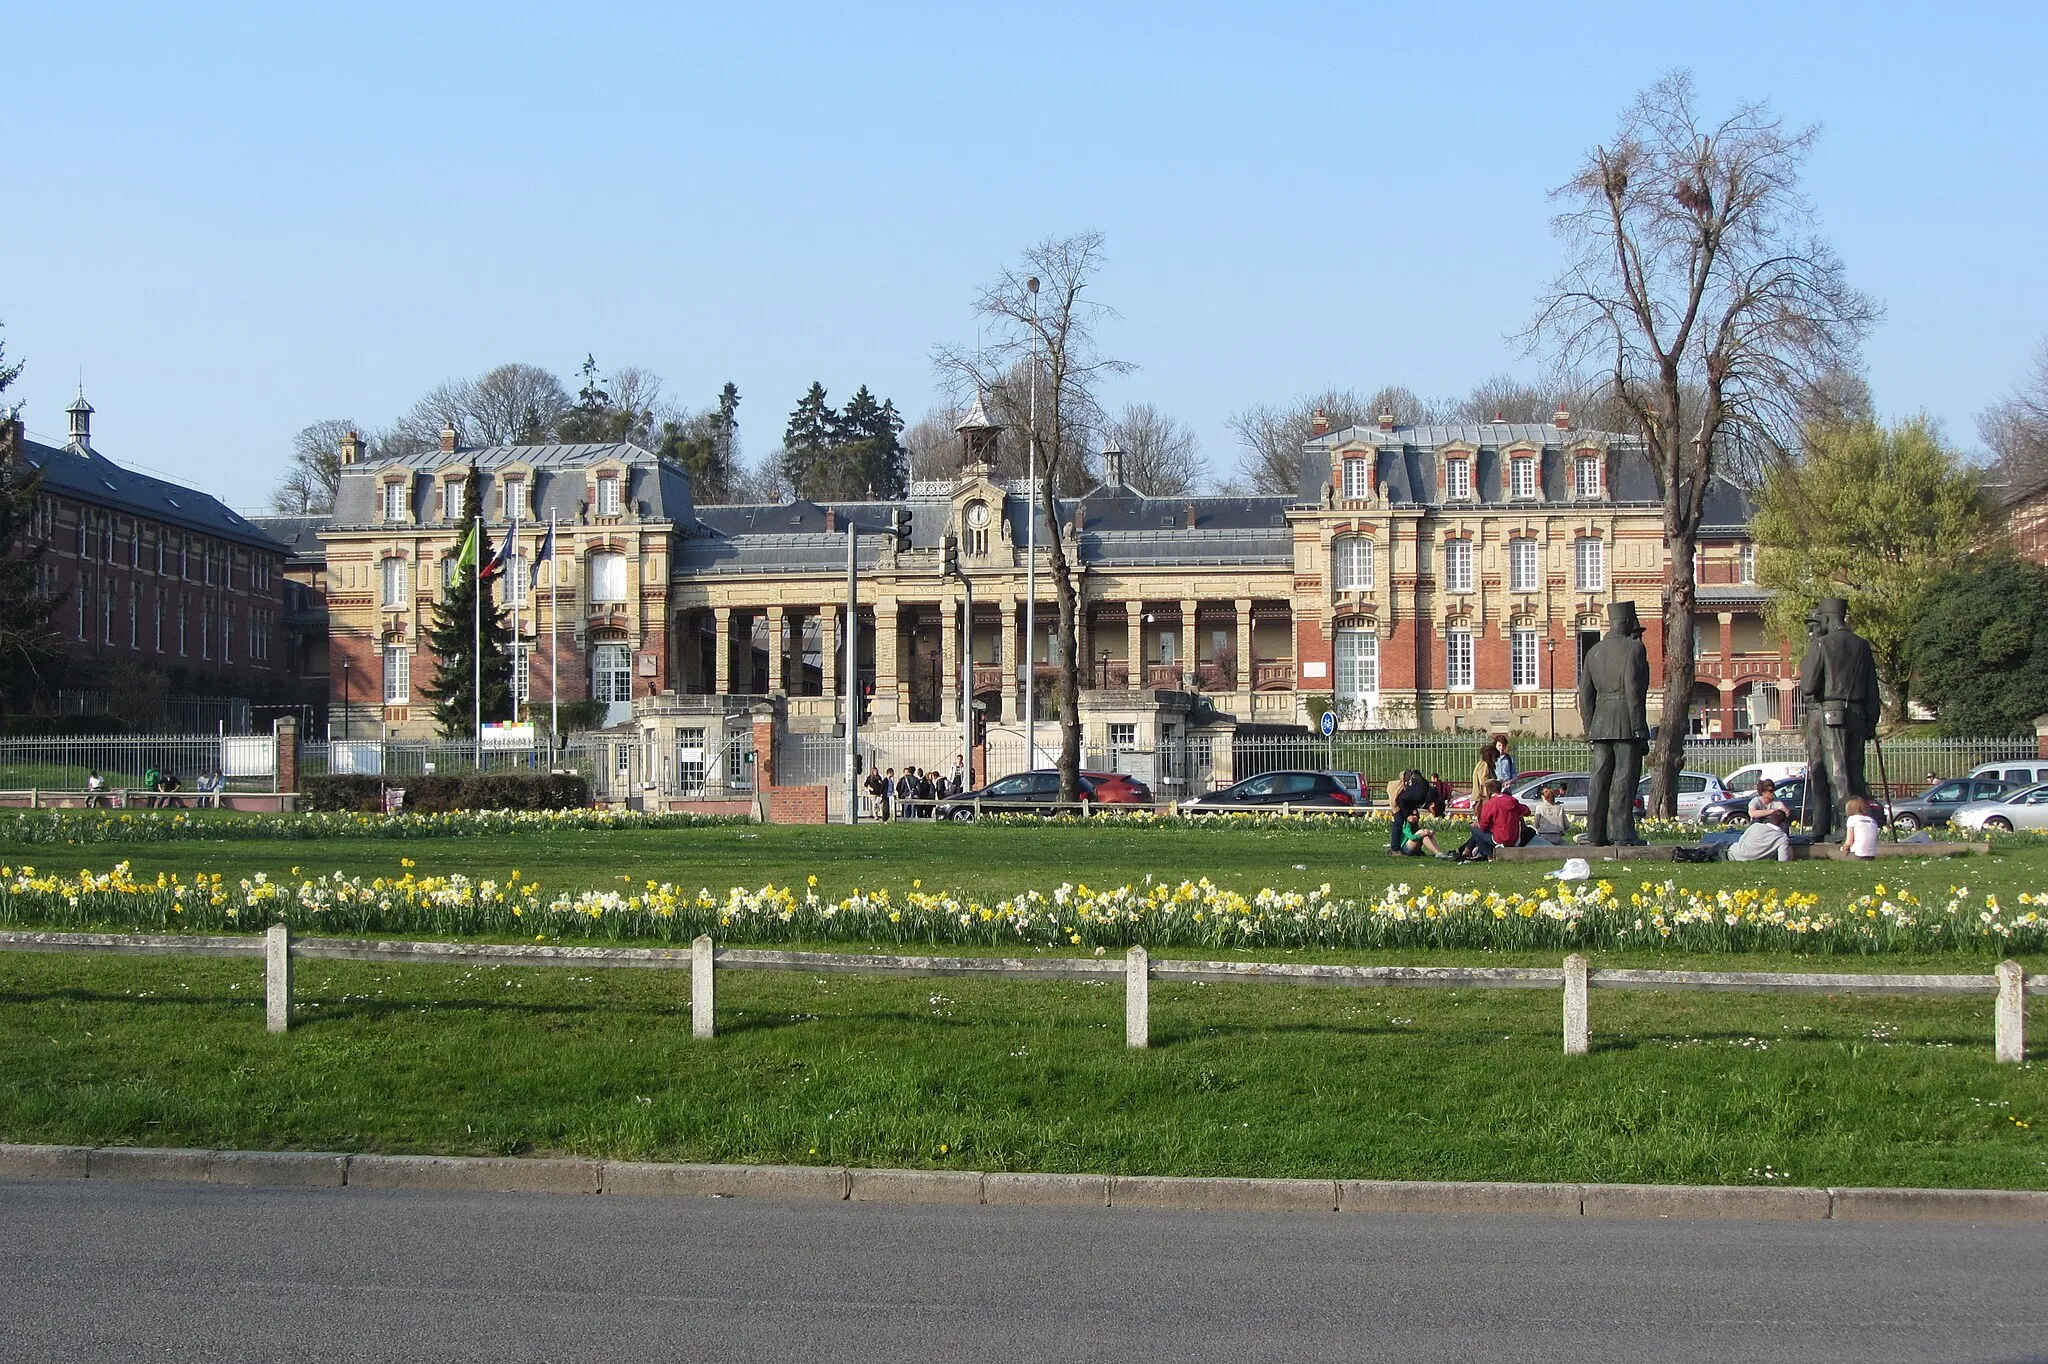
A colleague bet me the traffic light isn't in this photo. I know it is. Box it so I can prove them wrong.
[942,533,959,579]
[888,508,913,548]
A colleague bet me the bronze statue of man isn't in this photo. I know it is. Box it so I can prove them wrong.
[1799,596,1881,832]
[1578,600,1650,846]
[1799,606,1836,840]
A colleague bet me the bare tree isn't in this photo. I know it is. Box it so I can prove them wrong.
[936,232,1131,802]
[1227,389,1373,494]
[269,418,359,514]
[1446,373,1560,424]
[1531,71,1877,813]
[1982,337,2048,496]
[1105,402,1203,495]
[388,363,573,453]
[904,403,968,483]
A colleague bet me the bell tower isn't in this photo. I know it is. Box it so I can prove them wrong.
[955,394,1001,477]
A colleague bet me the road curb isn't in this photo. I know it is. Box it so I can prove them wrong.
[5,1145,2044,1223]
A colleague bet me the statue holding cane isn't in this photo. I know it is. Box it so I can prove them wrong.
[1799,596,1881,835]
[1799,606,1835,840]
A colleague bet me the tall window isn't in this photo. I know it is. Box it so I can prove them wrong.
[1512,628,1540,691]
[442,478,465,521]
[128,585,137,647]
[506,554,529,606]
[153,593,163,652]
[102,583,115,644]
[593,642,633,703]
[595,474,622,517]
[1341,458,1371,500]
[1445,458,1472,501]
[177,597,187,655]
[1574,455,1602,499]
[1333,537,1373,591]
[1509,538,1540,593]
[382,481,408,522]
[220,605,231,663]
[1510,456,1537,500]
[502,476,528,522]
[1335,626,1378,708]
[200,601,212,660]
[1444,539,1473,593]
[1445,629,1474,691]
[380,556,409,608]
[510,642,531,704]
[1574,537,1606,592]
[384,646,411,703]
[1738,542,1755,584]
[589,551,627,603]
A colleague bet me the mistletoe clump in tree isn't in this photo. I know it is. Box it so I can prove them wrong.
[420,465,514,737]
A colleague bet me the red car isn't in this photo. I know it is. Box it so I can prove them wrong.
[935,770,1152,820]
[1447,770,1554,815]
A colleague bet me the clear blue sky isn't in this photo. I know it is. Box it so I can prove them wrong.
[4,1,2043,505]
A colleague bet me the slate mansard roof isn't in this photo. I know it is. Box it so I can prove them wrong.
[329,442,695,528]
[1299,421,1755,531]
[21,437,288,554]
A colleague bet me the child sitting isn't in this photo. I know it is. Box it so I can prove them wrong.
[1840,796,1880,860]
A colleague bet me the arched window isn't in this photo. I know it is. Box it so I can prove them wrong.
[589,551,627,604]
[1332,537,1374,592]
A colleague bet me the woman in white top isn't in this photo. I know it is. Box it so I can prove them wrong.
[1840,796,1880,859]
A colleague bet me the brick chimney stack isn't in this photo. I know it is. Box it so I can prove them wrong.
[824,505,836,532]
[1185,501,1197,529]
[439,422,458,454]
[1377,410,1396,432]
[1552,406,1571,430]
[1310,408,1330,437]
[339,430,362,466]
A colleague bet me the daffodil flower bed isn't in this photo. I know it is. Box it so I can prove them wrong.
[4,862,2044,955]
[0,808,748,845]
[978,809,1700,840]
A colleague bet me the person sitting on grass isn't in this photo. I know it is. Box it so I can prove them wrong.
[1457,779,1530,861]
[1527,782,1573,845]
[1841,795,1880,860]
[85,770,107,807]
[1727,778,1794,863]
[1394,805,1451,859]
[1388,769,1433,855]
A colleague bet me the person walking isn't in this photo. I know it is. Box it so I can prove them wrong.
[1493,737,1517,786]
[879,767,896,821]
[895,767,919,820]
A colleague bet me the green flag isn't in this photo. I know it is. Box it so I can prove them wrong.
[454,522,479,570]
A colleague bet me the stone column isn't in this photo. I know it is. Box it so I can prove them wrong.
[874,600,900,722]
[1125,600,1144,688]
[1180,597,1200,690]
[273,714,298,808]
[713,607,732,695]
[940,595,959,723]
[1717,611,1736,734]
[1236,598,1255,693]
[998,598,1018,720]
[765,606,786,695]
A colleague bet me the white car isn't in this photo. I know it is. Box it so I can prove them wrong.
[1951,783,2048,833]
[1636,770,1731,822]
[1721,762,1807,798]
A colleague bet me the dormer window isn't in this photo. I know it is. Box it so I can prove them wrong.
[1340,457,1371,500]
[1445,457,1472,501]
[502,475,528,522]
[594,473,622,517]
[381,480,408,523]
[442,477,465,522]
[1574,455,1602,499]
[1510,456,1537,500]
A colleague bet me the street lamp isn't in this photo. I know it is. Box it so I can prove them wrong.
[340,658,350,741]
[1544,637,1556,742]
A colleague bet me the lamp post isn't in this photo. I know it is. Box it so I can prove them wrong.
[1545,636,1556,742]
[1022,274,1040,771]
[340,658,350,741]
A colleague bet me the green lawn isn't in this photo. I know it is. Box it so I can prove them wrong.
[1,818,2042,1187]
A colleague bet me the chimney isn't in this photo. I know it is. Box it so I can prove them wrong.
[1184,500,1197,529]
[1377,409,1396,432]
[1552,406,1571,430]
[1310,408,1330,437]
[824,505,836,532]
[1100,438,1126,489]
[439,422,458,454]
[0,410,21,465]
[339,430,362,466]
[66,389,95,453]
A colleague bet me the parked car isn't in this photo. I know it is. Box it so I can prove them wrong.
[1326,771,1366,803]
[1951,783,2048,834]
[1886,776,2014,831]
[1498,770,1644,819]
[1635,770,1731,822]
[1967,761,2048,789]
[1184,770,1359,812]
[1698,776,1817,828]
[935,770,1151,821]
[1720,762,1807,798]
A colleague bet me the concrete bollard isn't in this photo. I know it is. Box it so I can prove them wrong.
[265,924,292,1034]
[1563,954,1589,1055]
[1125,946,1149,1049]
[1995,960,2025,1064]
[691,935,715,1040]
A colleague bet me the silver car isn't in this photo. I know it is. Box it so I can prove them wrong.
[1952,783,2048,833]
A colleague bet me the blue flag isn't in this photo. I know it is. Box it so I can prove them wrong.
[531,522,554,588]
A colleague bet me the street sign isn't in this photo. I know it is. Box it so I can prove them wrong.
[1320,709,1338,738]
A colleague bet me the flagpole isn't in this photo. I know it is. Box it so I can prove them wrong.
[549,511,559,760]
[473,513,482,771]
[509,503,521,724]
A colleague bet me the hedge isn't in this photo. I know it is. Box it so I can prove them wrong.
[302,771,591,812]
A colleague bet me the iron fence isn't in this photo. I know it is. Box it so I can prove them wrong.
[0,734,276,792]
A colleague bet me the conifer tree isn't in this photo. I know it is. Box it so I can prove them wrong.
[420,465,514,737]
[780,382,835,497]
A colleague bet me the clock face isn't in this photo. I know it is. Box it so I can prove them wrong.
[966,502,990,529]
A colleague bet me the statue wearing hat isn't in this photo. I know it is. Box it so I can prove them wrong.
[1578,600,1651,846]
[1799,596,1881,834]
[1799,605,1837,840]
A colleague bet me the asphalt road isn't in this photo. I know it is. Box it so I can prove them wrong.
[2,1178,2044,1363]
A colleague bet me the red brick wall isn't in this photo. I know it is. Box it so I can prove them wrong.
[767,785,828,824]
